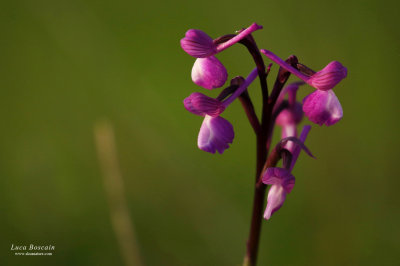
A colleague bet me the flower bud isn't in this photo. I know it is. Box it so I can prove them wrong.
[191,56,228,90]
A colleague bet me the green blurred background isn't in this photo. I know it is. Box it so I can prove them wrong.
[0,0,399,265]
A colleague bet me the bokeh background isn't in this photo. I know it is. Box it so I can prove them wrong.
[0,0,399,265]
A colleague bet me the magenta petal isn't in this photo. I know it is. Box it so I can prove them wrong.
[197,116,234,154]
[302,90,343,126]
[180,29,216,58]
[183,92,225,117]
[307,61,347,91]
[262,167,295,193]
[191,56,228,90]
[264,185,286,220]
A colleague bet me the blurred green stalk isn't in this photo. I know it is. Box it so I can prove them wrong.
[94,120,144,266]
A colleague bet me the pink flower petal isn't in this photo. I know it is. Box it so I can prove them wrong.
[307,61,347,91]
[183,92,225,117]
[180,29,216,58]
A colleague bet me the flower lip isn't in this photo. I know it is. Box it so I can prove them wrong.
[262,167,295,220]
[197,115,234,154]
[191,56,228,90]
[302,89,343,126]
[264,185,286,220]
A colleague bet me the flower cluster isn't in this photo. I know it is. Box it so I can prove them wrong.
[181,23,262,154]
[180,23,347,221]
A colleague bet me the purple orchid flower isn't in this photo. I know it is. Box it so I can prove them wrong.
[191,56,228,90]
[262,125,311,220]
[184,68,259,153]
[262,168,295,220]
[181,23,263,58]
[260,49,346,126]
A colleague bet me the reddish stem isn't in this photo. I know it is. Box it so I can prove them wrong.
[244,56,299,266]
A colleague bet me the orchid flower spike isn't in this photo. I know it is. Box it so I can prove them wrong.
[181,23,263,58]
[197,115,234,154]
[183,92,225,117]
[302,89,343,126]
[191,56,228,90]
[260,49,347,91]
[262,168,295,220]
